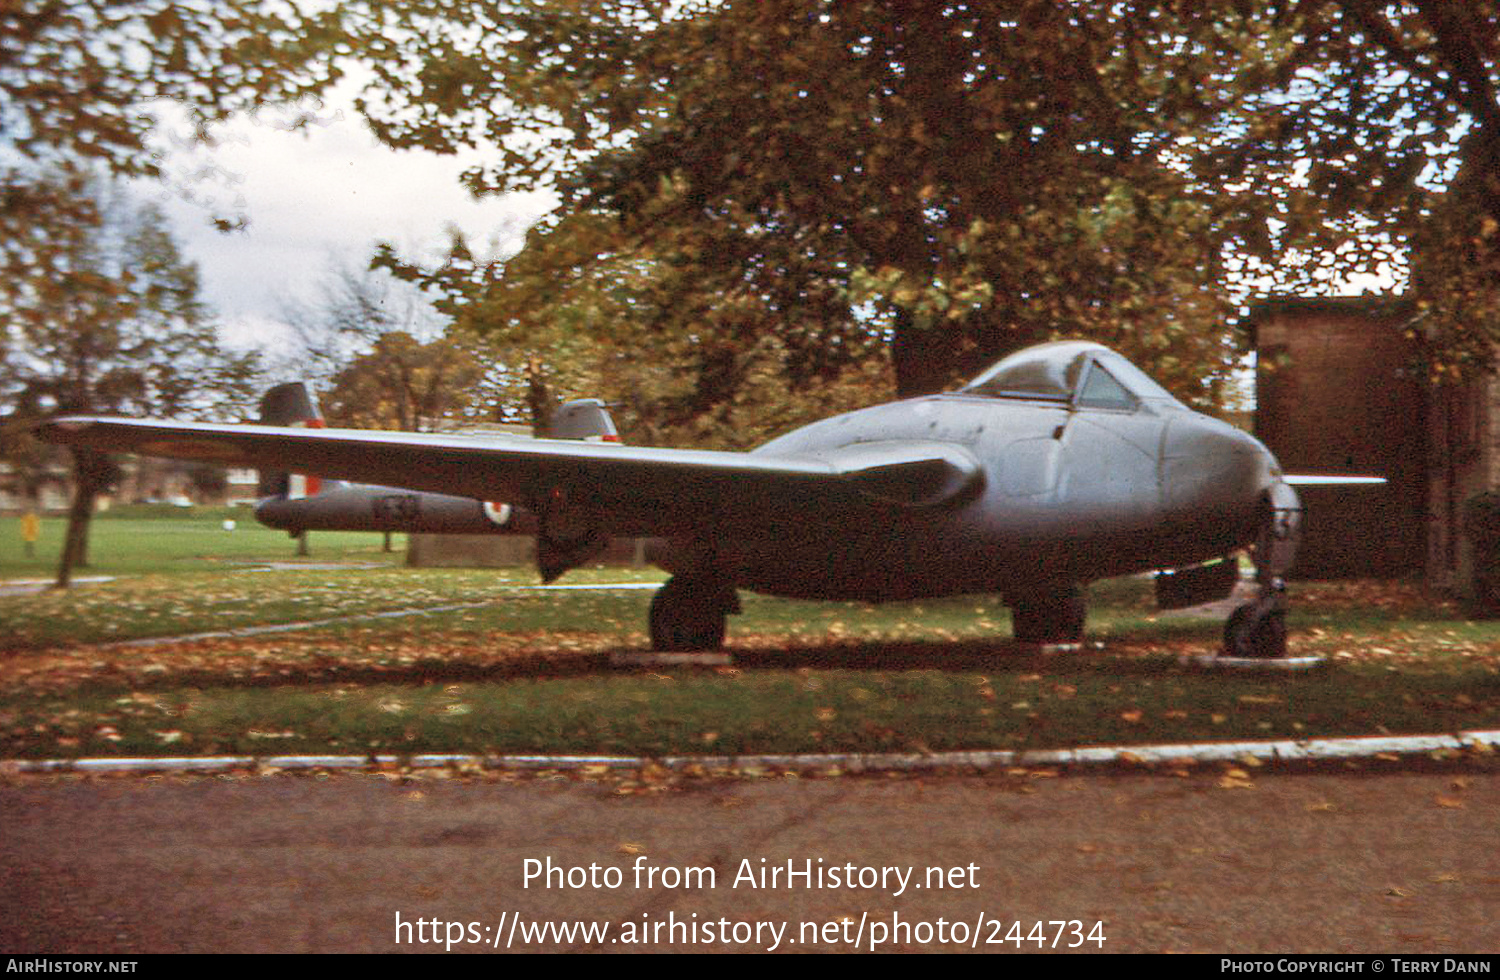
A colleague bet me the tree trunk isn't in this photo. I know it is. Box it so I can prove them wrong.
[526,355,552,434]
[54,449,112,589]
[890,308,955,399]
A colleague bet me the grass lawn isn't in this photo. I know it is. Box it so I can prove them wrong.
[0,507,405,580]
[1,514,1498,763]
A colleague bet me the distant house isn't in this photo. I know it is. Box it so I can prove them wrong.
[2,456,261,512]
[0,458,71,512]
[1248,296,1500,592]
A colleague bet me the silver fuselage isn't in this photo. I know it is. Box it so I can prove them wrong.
[658,391,1283,601]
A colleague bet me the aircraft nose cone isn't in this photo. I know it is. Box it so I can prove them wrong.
[1161,415,1276,521]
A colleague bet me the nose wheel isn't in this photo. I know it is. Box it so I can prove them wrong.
[1215,481,1312,664]
[1223,582,1288,659]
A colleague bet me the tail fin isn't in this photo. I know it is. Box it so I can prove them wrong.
[256,382,330,499]
[541,398,621,442]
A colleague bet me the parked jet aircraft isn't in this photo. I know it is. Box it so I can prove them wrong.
[41,341,1380,658]
[251,382,618,540]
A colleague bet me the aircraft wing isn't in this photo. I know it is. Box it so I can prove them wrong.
[40,417,982,537]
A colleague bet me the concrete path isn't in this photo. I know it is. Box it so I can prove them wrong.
[3,765,1497,953]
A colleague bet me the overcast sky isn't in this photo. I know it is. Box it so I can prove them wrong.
[141,85,554,351]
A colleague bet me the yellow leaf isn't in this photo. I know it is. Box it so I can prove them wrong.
[1434,795,1465,809]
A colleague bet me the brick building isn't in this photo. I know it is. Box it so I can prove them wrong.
[1248,296,1500,591]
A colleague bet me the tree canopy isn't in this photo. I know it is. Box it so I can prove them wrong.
[0,1,344,247]
[321,331,487,432]
[345,0,1500,429]
[8,1,1500,450]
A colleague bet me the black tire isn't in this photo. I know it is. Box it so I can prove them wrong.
[649,577,728,651]
[1246,607,1287,659]
[1223,604,1251,656]
[1010,589,1085,645]
[1224,603,1287,658]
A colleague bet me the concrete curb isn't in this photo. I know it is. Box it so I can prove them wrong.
[6,729,1498,776]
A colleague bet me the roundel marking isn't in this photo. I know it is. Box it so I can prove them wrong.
[483,502,513,526]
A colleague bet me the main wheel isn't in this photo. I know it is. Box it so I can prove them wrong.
[649,576,730,651]
[1009,588,1086,646]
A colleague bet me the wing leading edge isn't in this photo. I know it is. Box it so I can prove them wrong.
[40,417,982,537]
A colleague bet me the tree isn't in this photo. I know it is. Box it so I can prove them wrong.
[349,0,1500,426]
[273,259,448,386]
[0,1,348,585]
[276,259,538,428]
[322,331,485,432]
[0,1,344,245]
[1193,0,1500,383]
[409,211,896,448]
[0,177,257,587]
[348,1,1277,420]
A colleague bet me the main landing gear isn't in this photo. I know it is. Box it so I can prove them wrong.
[1008,586,1086,651]
[648,575,741,651]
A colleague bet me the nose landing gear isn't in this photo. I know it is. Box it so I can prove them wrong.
[1215,481,1320,667]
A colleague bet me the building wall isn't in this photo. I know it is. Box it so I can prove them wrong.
[1251,297,1429,579]
[1427,370,1500,592]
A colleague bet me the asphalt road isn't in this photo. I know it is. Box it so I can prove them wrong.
[3,764,1498,954]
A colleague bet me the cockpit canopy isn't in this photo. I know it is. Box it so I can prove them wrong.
[957,341,1183,412]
